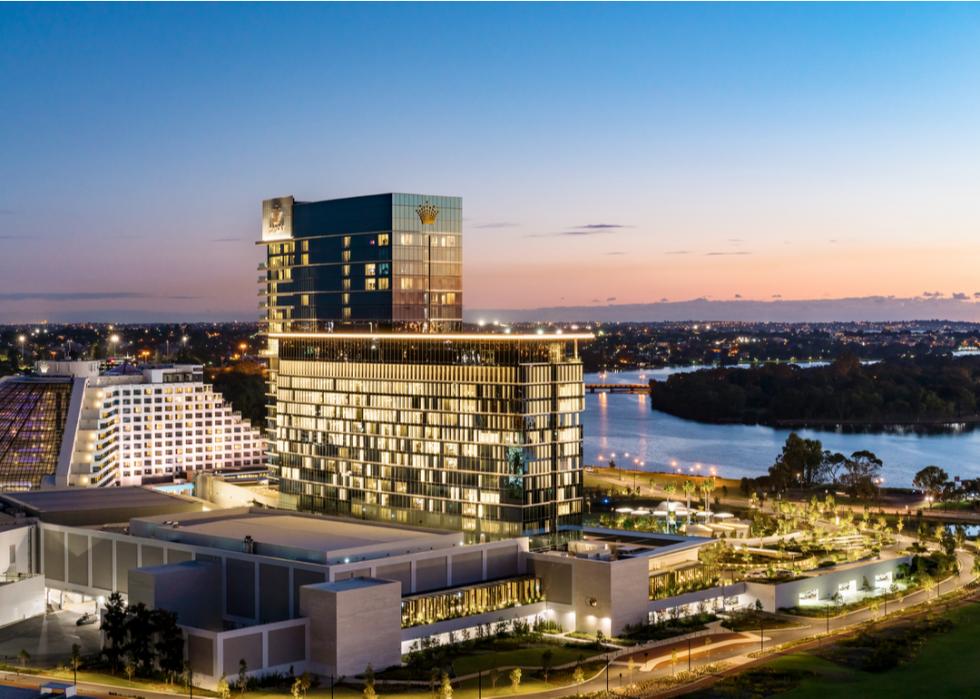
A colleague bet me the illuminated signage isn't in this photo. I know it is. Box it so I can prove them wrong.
[262,196,294,241]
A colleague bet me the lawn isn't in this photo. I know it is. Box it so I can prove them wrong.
[717,601,980,698]
[380,641,604,681]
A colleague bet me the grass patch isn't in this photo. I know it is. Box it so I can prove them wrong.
[721,611,800,632]
[705,601,980,698]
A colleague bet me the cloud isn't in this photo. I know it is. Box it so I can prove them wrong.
[975,292,980,298]
[665,250,691,255]
[210,237,243,242]
[922,291,944,298]
[727,238,743,243]
[952,292,969,300]
[659,297,669,303]
[734,294,742,299]
[604,251,626,256]
[606,297,617,303]
[772,294,783,299]
[0,291,151,301]
[474,222,519,229]
[705,251,752,256]
[828,239,838,244]
[164,295,202,300]
[526,222,633,238]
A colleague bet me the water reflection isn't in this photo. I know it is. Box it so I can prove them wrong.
[584,369,980,486]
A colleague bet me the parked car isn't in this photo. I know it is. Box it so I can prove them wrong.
[76,613,96,626]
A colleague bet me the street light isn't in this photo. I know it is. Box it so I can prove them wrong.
[17,334,26,362]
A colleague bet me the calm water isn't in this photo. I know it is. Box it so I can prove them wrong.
[583,369,980,487]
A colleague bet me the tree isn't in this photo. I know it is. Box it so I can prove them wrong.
[124,602,156,676]
[509,668,522,693]
[101,591,128,672]
[682,481,696,518]
[701,477,717,513]
[438,673,452,699]
[238,659,248,696]
[821,451,848,486]
[124,661,137,683]
[913,465,949,505]
[216,676,231,699]
[297,673,312,699]
[291,677,303,699]
[153,609,185,685]
[769,433,824,489]
[363,664,377,699]
[842,450,883,499]
[541,649,553,682]
[70,644,82,686]
[572,664,585,686]
[664,483,677,506]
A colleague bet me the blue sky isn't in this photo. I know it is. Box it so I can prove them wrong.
[2,3,979,321]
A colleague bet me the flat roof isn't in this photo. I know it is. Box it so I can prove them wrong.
[0,486,205,526]
[178,513,429,551]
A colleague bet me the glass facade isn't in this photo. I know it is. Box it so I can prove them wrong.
[271,334,586,539]
[0,377,73,490]
[401,576,542,628]
[258,193,462,335]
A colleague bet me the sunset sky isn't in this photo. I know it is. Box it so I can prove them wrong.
[2,3,979,322]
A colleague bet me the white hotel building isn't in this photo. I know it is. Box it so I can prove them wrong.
[34,360,265,488]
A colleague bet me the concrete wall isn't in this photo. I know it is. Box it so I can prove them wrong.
[194,475,279,510]
[0,525,33,578]
[745,556,911,612]
[527,552,650,636]
[184,618,309,690]
[39,523,329,627]
[128,560,222,629]
[299,579,401,678]
[0,574,45,628]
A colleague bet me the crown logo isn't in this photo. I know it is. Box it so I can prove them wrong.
[416,201,439,225]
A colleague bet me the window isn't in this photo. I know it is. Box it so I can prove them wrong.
[300,294,310,306]
[342,293,350,305]
[378,277,390,290]
[342,264,350,277]
[400,278,414,289]
[378,233,390,246]
[365,263,376,276]
[365,278,377,291]
[378,262,390,276]
[343,236,351,248]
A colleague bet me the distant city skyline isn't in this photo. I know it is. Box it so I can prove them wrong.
[2,3,980,323]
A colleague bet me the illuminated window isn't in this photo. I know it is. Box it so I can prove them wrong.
[365,278,377,291]
[400,278,414,290]
[342,265,350,277]
[300,294,310,306]
[378,233,390,246]
[342,293,350,305]
[342,307,351,319]
[343,236,351,248]
[342,250,351,262]
[378,277,390,290]
[365,263,376,276]
[343,279,351,290]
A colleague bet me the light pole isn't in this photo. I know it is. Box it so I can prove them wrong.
[109,334,120,358]
[17,335,26,364]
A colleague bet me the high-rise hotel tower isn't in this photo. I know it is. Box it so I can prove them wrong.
[259,194,587,540]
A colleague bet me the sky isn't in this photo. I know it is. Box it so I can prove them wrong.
[1,2,980,323]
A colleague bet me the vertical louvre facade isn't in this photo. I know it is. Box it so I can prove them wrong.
[271,334,587,539]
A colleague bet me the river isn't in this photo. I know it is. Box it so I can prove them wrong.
[583,368,980,487]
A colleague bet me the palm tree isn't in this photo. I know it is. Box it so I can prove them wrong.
[682,480,696,519]
[701,477,717,514]
[664,483,677,506]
